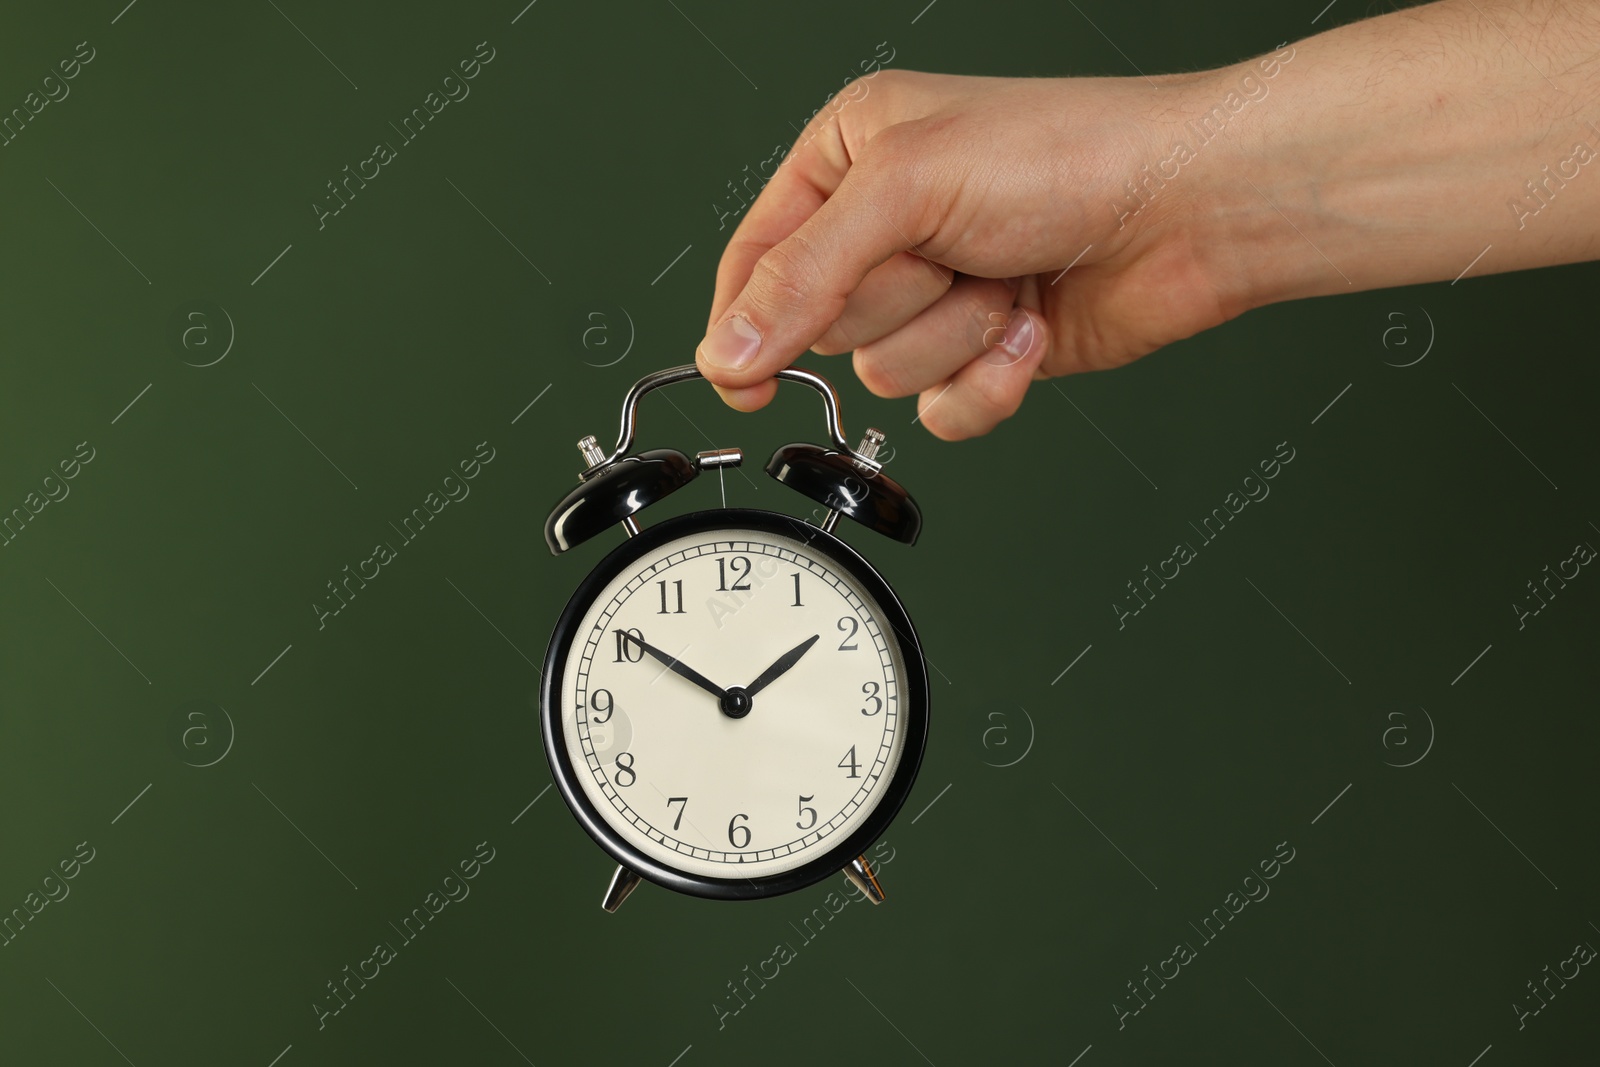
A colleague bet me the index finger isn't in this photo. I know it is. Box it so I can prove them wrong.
[705,86,864,331]
[698,74,936,402]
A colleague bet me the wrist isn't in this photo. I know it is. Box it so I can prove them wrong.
[1184,0,1600,313]
[1179,43,1351,317]
[1137,46,1316,318]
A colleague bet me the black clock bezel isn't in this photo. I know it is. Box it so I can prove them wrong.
[540,508,930,902]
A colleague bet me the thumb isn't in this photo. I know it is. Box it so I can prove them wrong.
[695,128,944,393]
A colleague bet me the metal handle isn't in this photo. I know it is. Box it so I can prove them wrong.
[586,364,866,475]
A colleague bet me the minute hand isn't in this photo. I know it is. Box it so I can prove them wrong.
[743,635,821,698]
[617,631,726,700]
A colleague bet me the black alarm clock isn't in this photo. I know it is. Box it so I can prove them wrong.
[539,364,929,910]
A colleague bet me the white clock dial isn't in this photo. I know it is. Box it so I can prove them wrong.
[560,526,907,879]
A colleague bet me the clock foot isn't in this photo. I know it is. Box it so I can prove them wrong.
[601,864,643,913]
[842,854,885,904]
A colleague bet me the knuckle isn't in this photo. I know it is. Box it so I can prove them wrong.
[856,69,918,117]
[852,347,914,398]
[810,334,849,357]
[840,75,873,101]
[919,403,976,442]
[856,119,950,233]
[811,319,857,357]
[861,118,921,168]
[871,67,911,91]
[748,237,819,313]
[967,368,1018,418]
[968,303,1009,357]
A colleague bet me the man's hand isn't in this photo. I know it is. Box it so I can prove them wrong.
[698,0,1600,441]
[697,68,1232,441]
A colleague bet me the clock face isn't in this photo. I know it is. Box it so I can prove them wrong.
[544,510,925,892]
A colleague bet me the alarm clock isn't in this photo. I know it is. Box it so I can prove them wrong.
[539,364,929,910]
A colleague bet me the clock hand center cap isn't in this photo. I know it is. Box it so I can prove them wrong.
[719,686,753,719]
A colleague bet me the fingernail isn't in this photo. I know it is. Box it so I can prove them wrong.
[999,307,1036,361]
[698,315,762,371]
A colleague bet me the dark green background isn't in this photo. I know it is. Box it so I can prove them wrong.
[2,1,1595,1064]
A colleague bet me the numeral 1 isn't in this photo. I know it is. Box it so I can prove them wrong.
[791,572,803,607]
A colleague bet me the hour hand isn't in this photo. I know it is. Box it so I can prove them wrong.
[744,634,820,698]
[615,631,725,700]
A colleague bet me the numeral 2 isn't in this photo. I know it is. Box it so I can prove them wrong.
[837,616,859,651]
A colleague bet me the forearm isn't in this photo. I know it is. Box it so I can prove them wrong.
[1179,0,1600,311]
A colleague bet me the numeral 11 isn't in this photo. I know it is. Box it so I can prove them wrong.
[656,579,685,614]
